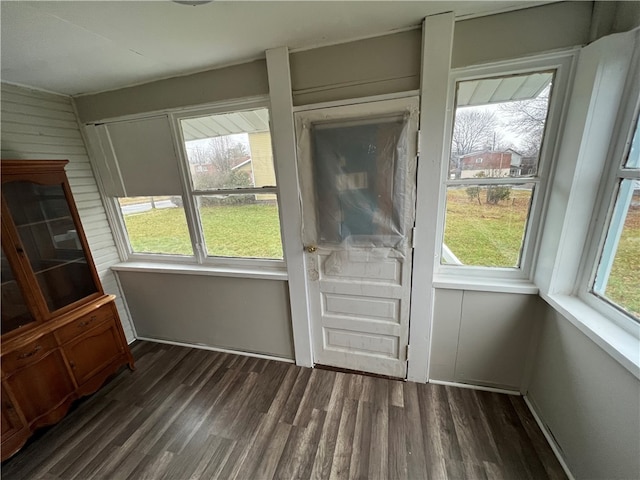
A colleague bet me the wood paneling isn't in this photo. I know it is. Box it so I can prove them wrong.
[2,341,568,479]
[0,82,134,342]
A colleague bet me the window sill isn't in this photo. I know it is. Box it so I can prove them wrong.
[111,261,288,281]
[541,292,640,380]
[433,274,539,294]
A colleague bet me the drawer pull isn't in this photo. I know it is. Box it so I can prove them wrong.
[18,345,42,359]
[79,315,98,327]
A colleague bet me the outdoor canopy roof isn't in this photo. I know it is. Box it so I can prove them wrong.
[181,72,553,142]
[181,108,270,142]
[457,72,553,107]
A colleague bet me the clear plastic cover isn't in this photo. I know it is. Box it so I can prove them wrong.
[297,113,415,259]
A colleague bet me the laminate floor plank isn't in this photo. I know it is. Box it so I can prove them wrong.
[2,341,568,480]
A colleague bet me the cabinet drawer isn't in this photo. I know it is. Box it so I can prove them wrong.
[2,335,57,373]
[56,304,113,345]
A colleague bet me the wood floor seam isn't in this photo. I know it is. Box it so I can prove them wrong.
[1,341,568,480]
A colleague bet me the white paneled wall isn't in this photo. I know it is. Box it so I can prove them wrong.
[0,82,135,342]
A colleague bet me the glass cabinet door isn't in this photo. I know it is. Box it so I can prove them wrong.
[2,181,99,313]
[1,247,36,334]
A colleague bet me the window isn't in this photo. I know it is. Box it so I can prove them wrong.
[590,112,640,322]
[441,70,555,271]
[117,197,192,256]
[177,107,283,261]
[110,104,284,265]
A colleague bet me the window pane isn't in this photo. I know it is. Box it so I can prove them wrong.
[118,197,192,256]
[180,109,277,190]
[442,184,534,268]
[197,195,283,259]
[625,114,639,168]
[593,180,640,319]
[450,72,553,179]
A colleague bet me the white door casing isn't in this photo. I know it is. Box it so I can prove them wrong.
[295,97,419,378]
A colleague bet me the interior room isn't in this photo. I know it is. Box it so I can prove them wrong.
[1,1,639,478]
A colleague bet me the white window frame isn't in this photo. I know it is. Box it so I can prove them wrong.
[111,97,286,270]
[434,53,575,282]
[579,54,640,332]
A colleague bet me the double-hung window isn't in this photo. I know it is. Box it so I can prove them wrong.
[586,100,639,323]
[438,59,570,279]
[103,103,284,266]
[175,107,283,262]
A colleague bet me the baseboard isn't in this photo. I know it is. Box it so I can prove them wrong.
[134,336,296,364]
[428,379,521,395]
[523,395,575,480]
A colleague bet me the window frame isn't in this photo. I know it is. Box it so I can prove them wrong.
[112,97,286,269]
[434,54,575,282]
[579,59,640,331]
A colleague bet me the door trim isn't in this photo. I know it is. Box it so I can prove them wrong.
[407,13,454,382]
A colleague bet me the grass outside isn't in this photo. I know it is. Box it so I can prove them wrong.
[605,205,640,318]
[122,192,638,319]
[122,203,283,259]
[444,187,639,318]
[443,187,532,268]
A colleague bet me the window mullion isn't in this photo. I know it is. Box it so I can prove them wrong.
[168,112,208,263]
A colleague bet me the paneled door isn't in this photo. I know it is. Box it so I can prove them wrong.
[295,97,419,378]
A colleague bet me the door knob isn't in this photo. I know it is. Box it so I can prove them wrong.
[305,245,317,253]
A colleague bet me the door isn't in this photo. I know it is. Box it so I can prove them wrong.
[295,97,419,378]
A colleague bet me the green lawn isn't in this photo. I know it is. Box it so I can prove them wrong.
[605,206,640,318]
[123,193,639,319]
[443,187,532,267]
[123,203,283,259]
[444,187,639,318]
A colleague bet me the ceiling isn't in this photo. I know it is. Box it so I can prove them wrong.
[1,1,553,97]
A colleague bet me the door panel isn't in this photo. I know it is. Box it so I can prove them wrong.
[295,97,419,378]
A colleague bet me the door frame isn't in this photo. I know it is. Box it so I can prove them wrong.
[294,96,420,378]
[265,13,454,382]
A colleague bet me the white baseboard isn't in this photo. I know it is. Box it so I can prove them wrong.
[134,336,296,364]
[428,379,521,395]
[523,395,575,480]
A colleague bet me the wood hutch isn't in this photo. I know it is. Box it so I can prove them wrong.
[1,160,134,461]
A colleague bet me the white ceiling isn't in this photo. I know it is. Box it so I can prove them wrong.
[1,1,553,97]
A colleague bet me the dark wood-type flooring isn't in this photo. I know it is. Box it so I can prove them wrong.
[2,341,567,479]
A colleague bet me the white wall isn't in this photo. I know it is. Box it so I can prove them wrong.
[431,289,541,390]
[527,304,640,479]
[116,271,294,359]
[66,2,592,378]
[0,82,135,342]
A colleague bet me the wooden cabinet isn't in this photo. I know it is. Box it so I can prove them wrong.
[0,160,134,461]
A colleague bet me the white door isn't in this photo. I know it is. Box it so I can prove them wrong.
[295,97,419,378]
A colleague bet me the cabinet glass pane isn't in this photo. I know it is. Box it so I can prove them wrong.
[3,181,98,311]
[1,248,36,334]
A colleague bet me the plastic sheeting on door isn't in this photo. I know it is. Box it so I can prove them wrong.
[297,111,416,260]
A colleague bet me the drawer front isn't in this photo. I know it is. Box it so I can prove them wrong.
[63,319,125,386]
[2,335,58,373]
[56,304,113,345]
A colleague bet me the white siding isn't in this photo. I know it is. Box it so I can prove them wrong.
[1,82,135,342]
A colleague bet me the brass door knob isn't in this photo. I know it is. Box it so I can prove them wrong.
[305,245,317,253]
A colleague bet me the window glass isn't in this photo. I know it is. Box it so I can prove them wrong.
[624,115,639,168]
[196,195,283,259]
[181,109,276,190]
[591,109,640,321]
[442,71,554,268]
[443,184,534,267]
[450,72,552,179]
[178,107,284,262]
[117,197,192,256]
